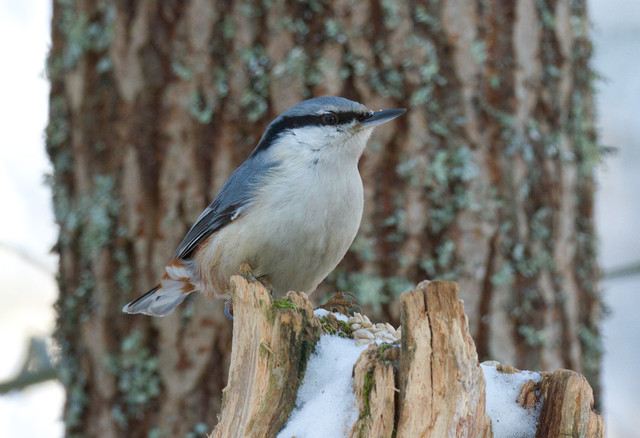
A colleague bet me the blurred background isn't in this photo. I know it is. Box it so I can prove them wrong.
[0,0,637,436]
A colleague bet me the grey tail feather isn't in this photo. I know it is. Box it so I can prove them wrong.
[122,286,158,313]
[122,285,191,317]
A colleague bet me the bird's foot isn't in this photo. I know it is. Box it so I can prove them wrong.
[238,262,274,294]
[256,276,274,294]
[239,262,256,279]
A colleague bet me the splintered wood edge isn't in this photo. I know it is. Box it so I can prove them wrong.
[535,369,605,438]
[215,278,602,438]
[212,276,322,438]
[396,280,492,437]
[230,274,272,308]
[349,344,398,438]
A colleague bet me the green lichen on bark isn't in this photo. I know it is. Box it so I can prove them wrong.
[272,298,299,311]
[240,46,271,122]
[359,368,375,419]
[47,24,90,432]
[106,331,161,419]
[48,0,115,77]
[46,1,165,433]
[50,174,123,435]
[567,0,603,400]
[326,3,480,311]
[474,0,602,390]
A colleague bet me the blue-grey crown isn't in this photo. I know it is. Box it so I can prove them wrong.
[280,96,367,117]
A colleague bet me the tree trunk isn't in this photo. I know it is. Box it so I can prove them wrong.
[46,0,602,435]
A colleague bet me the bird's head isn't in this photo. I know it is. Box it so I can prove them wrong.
[250,97,406,166]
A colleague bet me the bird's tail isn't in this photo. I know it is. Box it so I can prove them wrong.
[122,259,197,317]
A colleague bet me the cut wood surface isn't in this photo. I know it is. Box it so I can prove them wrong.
[210,278,604,438]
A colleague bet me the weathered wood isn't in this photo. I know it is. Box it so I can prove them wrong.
[349,344,398,438]
[396,280,493,438]
[533,369,604,438]
[208,278,604,438]
[210,274,321,438]
[350,282,605,438]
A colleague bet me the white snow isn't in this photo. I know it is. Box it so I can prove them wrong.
[481,363,542,438]
[277,334,367,438]
[280,323,545,438]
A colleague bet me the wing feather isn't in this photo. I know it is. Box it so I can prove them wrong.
[173,156,275,260]
[174,203,243,259]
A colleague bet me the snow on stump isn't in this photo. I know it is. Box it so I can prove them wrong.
[209,276,604,438]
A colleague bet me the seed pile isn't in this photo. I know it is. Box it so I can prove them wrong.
[348,313,401,346]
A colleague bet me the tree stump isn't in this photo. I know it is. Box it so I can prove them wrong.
[349,345,398,438]
[210,278,604,438]
[210,273,321,438]
[517,368,605,438]
[396,281,493,437]
[349,281,492,438]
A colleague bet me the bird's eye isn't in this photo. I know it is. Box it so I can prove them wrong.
[322,113,338,125]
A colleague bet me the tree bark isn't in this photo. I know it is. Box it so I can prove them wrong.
[47,0,602,435]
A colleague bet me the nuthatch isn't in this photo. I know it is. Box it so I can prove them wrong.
[123,97,406,316]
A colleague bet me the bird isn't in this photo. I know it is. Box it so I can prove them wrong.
[123,96,406,316]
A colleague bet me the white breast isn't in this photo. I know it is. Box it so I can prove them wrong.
[243,158,364,295]
[198,127,370,297]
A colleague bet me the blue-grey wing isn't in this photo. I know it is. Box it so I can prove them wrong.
[173,157,272,260]
[173,202,243,259]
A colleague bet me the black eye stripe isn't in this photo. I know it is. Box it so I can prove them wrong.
[325,111,370,125]
[251,110,370,155]
[322,113,338,125]
[275,111,366,128]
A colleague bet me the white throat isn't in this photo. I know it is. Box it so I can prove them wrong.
[265,125,374,169]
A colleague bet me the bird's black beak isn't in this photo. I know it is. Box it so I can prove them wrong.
[360,108,407,127]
